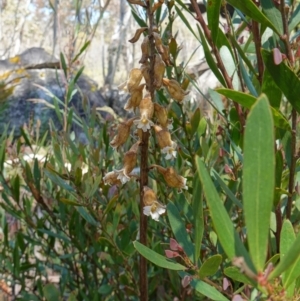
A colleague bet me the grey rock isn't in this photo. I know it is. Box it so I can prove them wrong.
[0,47,106,140]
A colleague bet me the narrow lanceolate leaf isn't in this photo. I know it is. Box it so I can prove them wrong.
[226,0,280,35]
[192,174,204,264]
[288,4,300,32]
[261,0,283,36]
[133,241,186,270]
[262,49,300,114]
[196,158,254,271]
[179,272,229,301]
[280,220,300,289]
[207,0,222,44]
[262,69,282,109]
[167,202,194,263]
[243,94,275,272]
[198,27,226,87]
[269,227,300,280]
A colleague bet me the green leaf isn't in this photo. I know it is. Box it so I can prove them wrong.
[179,272,229,301]
[261,0,283,35]
[229,34,257,76]
[72,41,91,63]
[288,4,300,32]
[60,52,68,79]
[192,173,204,264]
[281,220,300,289]
[198,27,226,87]
[243,94,275,272]
[44,170,75,192]
[262,49,300,114]
[262,68,282,109]
[274,151,284,206]
[43,284,61,301]
[207,0,222,44]
[220,46,239,90]
[224,267,254,285]
[58,198,81,206]
[196,158,254,270]
[239,56,258,97]
[226,0,280,35]
[191,108,201,135]
[76,206,98,226]
[199,254,222,279]
[103,195,119,216]
[167,202,194,262]
[133,241,186,270]
[270,224,300,280]
[212,170,243,209]
[216,89,290,130]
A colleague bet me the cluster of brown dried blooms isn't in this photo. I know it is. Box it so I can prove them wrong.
[103,0,188,221]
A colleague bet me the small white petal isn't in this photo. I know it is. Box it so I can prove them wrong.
[134,116,154,132]
[143,206,152,216]
[161,143,177,160]
[156,206,166,215]
[150,211,160,221]
[115,169,131,184]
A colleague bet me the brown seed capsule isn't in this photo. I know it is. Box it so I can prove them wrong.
[129,140,140,153]
[151,165,188,190]
[110,118,136,150]
[123,151,138,176]
[162,78,189,102]
[124,84,145,112]
[154,54,166,89]
[154,125,172,149]
[160,44,171,66]
[127,68,143,92]
[140,63,150,88]
[153,32,164,55]
[154,103,168,128]
[143,186,157,206]
[140,96,154,119]
[139,36,150,64]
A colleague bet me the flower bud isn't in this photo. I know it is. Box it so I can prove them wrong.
[152,165,187,191]
[127,68,143,92]
[165,250,180,258]
[153,54,165,89]
[103,171,122,186]
[139,36,150,64]
[170,238,184,252]
[162,78,189,102]
[124,84,145,112]
[110,118,135,150]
